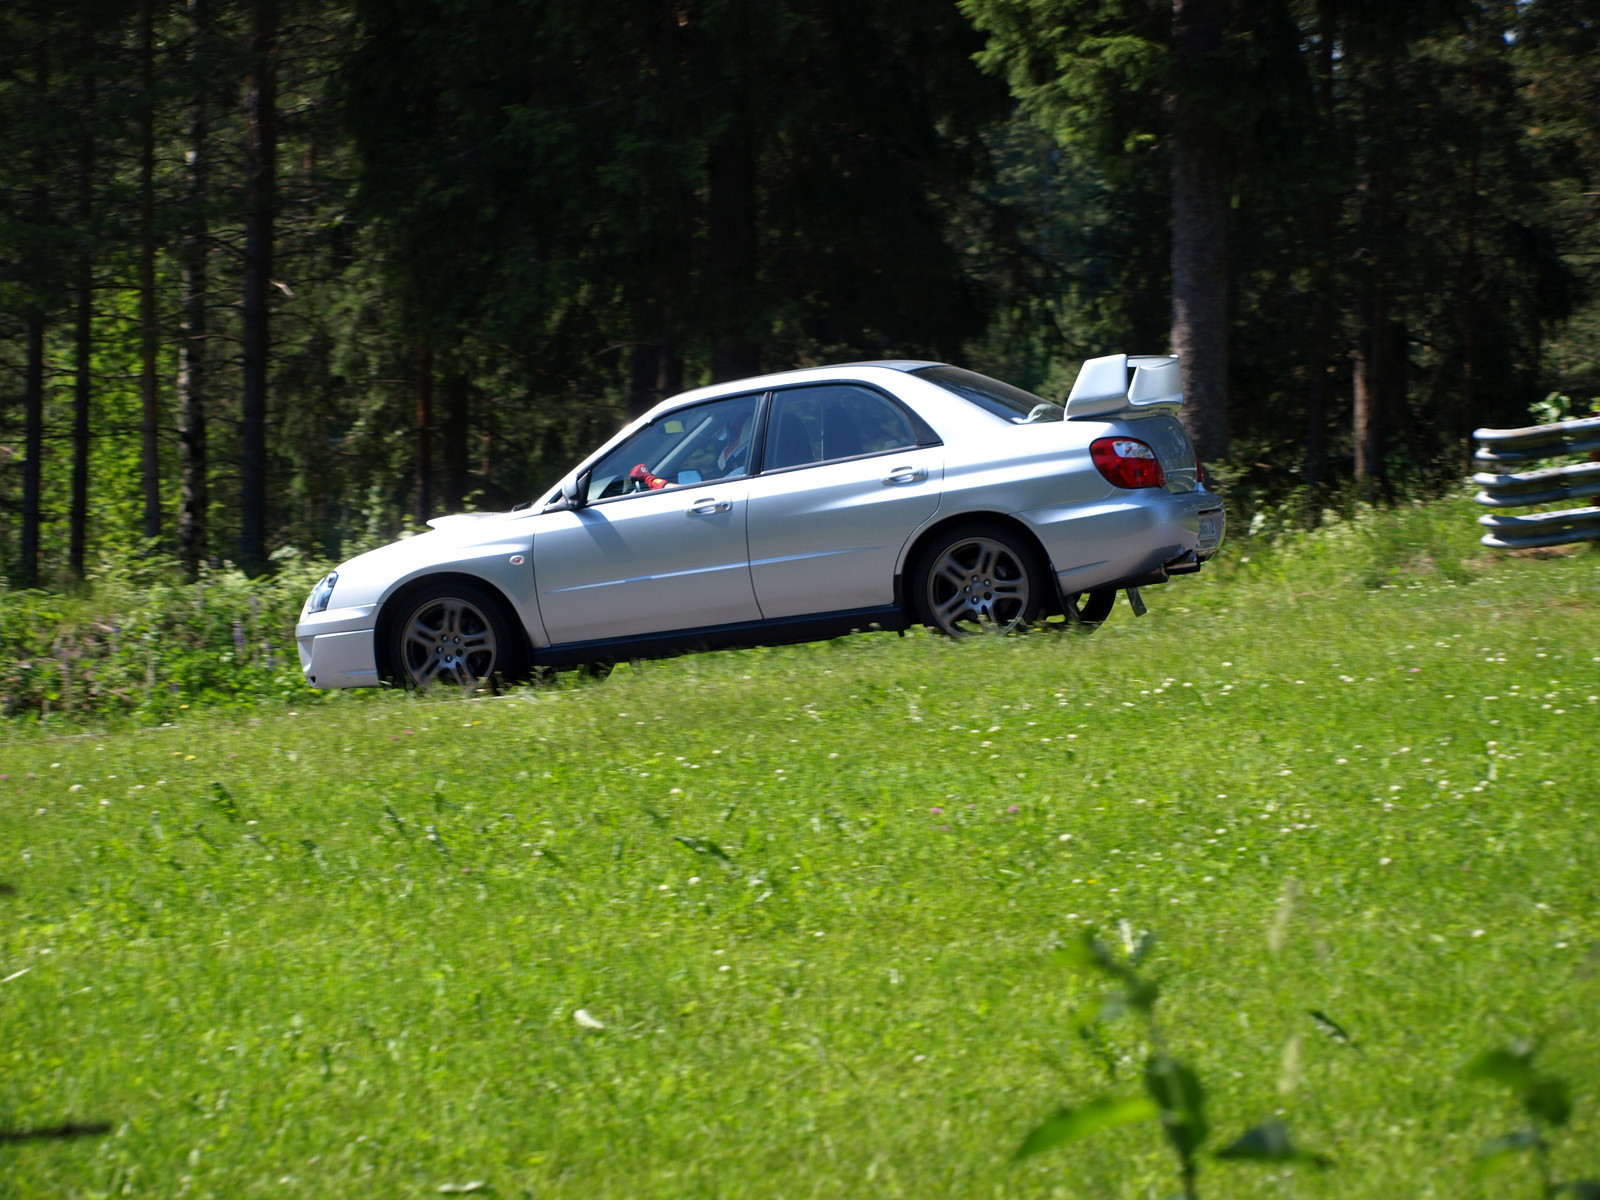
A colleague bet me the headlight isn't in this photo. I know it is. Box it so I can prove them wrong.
[306,571,338,614]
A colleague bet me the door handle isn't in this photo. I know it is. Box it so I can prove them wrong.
[883,466,927,485]
[688,498,732,515]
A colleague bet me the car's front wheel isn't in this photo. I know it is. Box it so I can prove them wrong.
[912,523,1047,636]
[389,582,523,690]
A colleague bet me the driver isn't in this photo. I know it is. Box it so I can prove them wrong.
[629,410,754,491]
[628,462,672,490]
[714,411,753,477]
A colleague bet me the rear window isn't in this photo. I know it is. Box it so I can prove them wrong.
[911,365,1063,424]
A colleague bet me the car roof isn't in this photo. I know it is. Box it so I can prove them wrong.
[647,361,942,417]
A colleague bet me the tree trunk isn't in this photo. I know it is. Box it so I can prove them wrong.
[629,179,691,414]
[138,0,161,543]
[19,42,49,590]
[1170,0,1231,463]
[1352,280,1389,499]
[442,367,469,514]
[1352,76,1394,502]
[435,361,467,512]
[71,38,96,579]
[415,341,433,524]
[1301,8,1336,518]
[178,0,211,578]
[1459,136,1479,461]
[628,303,684,418]
[72,270,92,578]
[1382,317,1408,489]
[1303,287,1334,500]
[708,131,760,382]
[20,316,45,590]
[629,341,664,418]
[239,0,278,574]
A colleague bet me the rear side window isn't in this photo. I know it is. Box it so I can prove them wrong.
[911,364,1063,424]
[761,384,919,471]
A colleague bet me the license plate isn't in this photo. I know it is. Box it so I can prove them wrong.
[1197,508,1223,549]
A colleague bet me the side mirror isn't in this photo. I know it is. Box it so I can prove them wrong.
[544,471,587,512]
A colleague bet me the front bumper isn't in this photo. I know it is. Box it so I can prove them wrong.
[295,604,382,689]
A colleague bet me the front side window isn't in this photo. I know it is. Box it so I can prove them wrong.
[585,393,760,502]
[761,384,919,471]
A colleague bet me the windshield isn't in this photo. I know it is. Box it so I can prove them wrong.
[911,364,1063,425]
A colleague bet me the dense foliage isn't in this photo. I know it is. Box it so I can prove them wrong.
[1,0,1596,587]
[0,552,328,720]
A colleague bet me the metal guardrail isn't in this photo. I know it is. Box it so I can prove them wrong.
[1473,414,1600,549]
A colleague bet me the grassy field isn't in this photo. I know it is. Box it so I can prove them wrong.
[3,498,1598,1198]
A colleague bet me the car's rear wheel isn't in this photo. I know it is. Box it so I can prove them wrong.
[913,524,1047,636]
[390,581,523,690]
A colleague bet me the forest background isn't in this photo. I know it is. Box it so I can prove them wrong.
[1,0,1597,588]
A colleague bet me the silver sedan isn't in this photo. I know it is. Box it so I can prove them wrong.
[295,356,1225,688]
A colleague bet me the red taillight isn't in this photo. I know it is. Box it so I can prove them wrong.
[1091,437,1166,489]
[1195,459,1206,485]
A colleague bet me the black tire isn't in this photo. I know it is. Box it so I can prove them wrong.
[387,580,525,690]
[1065,588,1117,627]
[911,523,1048,636]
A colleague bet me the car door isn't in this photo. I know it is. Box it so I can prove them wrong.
[745,383,943,620]
[534,394,763,645]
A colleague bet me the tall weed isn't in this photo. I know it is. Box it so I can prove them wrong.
[0,553,331,721]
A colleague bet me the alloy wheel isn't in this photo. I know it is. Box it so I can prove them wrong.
[922,535,1034,635]
[399,596,499,688]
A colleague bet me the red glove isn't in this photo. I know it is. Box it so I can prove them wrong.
[630,463,668,490]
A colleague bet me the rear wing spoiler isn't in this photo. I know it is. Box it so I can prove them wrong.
[1065,354,1183,419]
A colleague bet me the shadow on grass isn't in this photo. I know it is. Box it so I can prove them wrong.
[0,882,111,1149]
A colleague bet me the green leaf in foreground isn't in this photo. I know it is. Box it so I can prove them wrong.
[0,1121,112,1144]
[1214,1120,1332,1167]
[1524,1077,1572,1127]
[1461,1041,1571,1126]
[1144,1055,1209,1162]
[1471,1128,1544,1176]
[1053,928,1118,975]
[1307,1009,1358,1049]
[673,835,732,866]
[1014,1095,1158,1161]
[209,782,240,821]
[1461,1044,1540,1092]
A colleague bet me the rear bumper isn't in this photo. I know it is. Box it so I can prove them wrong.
[1020,490,1225,596]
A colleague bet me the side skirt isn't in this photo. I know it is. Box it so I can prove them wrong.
[532,604,910,668]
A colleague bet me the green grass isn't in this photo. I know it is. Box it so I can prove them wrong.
[3,497,1599,1198]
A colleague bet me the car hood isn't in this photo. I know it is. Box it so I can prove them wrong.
[320,510,536,611]
[349,511,526,566]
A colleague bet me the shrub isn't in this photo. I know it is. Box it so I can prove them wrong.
[0,554,332,721]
